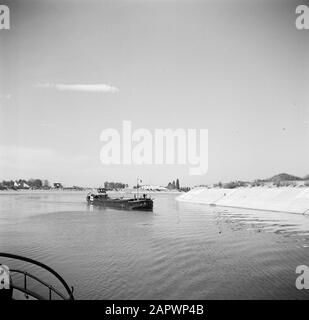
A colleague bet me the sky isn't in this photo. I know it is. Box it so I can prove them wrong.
[0,0,309,187]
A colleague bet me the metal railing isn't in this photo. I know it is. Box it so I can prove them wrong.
[0,252,74,300]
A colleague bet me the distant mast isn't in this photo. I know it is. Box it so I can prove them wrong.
[137,178,142,197]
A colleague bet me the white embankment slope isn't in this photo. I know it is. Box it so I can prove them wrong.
[176,187,309,214]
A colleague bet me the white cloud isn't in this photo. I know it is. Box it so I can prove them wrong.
[35,83,120,93]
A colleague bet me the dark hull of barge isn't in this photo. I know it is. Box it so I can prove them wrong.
[86,195,153,211]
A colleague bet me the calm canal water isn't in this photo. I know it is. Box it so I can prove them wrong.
[1,191,309,299]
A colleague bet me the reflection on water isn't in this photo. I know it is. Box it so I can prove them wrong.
[213,206,309,243]
[1,191,309,299]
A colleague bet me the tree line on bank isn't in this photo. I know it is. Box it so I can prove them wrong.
[210,173,309,189]
[167,179,180,190]
[104,181,129,190]
[0,179,50,190]
[0,178,191,192]
[166,179,190,192]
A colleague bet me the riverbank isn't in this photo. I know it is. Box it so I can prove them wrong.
[0,189,183,195]
[176,187,309,214]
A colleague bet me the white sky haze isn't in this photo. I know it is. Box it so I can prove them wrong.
[1,0,309,187]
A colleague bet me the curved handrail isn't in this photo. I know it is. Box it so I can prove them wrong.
[10,284,46,300]
[10,269,67,300]
[0,253,74,300]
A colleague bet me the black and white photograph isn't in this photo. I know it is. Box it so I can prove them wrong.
[1,0,309,308]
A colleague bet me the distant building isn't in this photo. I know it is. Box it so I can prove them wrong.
[13,180,30,189]
[53,183,63,189]
[139,185,168,191]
